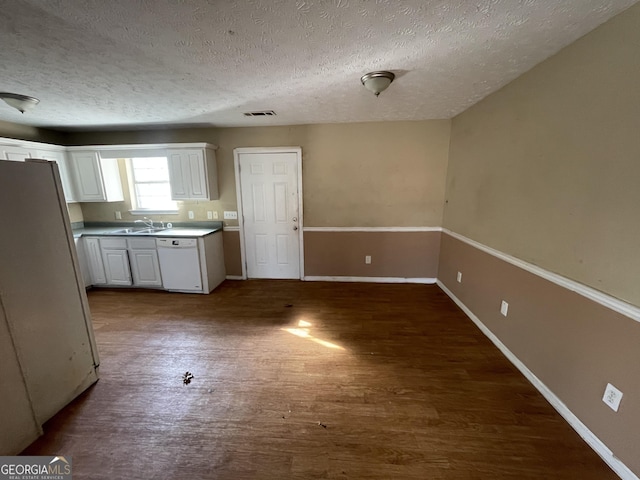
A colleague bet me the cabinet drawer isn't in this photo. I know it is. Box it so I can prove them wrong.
[99,238,127,249]
[127,238,157,250]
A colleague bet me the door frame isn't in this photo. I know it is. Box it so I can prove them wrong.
[233,147,304,280]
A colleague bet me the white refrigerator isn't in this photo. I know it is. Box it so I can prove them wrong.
[0,159,99,454]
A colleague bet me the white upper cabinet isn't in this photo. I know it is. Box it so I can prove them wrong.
[2,146,32,161]
[0,140,77,203]
[0,139,220,205]
[167,147,218,200]
[69,151,124,202]
[35,150,77,203]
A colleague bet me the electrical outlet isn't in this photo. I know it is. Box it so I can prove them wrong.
[188,211,194,220]
[602,383,623,412]
[224,211,238,220]
[115,211,122,220]
[365,255,372,264]
[457,271,462,283]
[212,211,218,219]
[207,211,213,220]
[500,300,509,317]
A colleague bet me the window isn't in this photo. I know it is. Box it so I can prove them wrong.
[128,157,178,213]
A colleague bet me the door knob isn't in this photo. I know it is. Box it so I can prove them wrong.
[292,217,298,222]
[293,226,298,231]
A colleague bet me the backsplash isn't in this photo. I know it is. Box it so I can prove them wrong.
[82,220,223,229]
[67,203,84,223]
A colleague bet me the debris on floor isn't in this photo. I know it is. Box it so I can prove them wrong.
[182,371,194,385]
[317,422,327,429]
[285,304,293,308]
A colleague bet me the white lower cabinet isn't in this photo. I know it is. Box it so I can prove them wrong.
[82,236,162,289]
[84,238,107,285]
[73,237,92,288]
[80,233,223,294]
[127,238,162,287]
[102,249,132,286]
[99,238,131,286]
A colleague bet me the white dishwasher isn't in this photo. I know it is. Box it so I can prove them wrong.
[156,238,202,292]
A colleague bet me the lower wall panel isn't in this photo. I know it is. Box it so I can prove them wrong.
[438,232,640,478]
[304,230,441,279]
[222,231,242,277]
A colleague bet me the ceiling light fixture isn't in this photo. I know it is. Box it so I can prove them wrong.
[0,92,40,113]
[360,71,395,97]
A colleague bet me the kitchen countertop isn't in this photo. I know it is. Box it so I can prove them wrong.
[72,221,224,239]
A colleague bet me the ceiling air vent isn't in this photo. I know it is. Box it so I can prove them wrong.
[243,110,276,117]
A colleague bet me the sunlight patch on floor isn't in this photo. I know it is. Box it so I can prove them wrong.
[282,319,345,350]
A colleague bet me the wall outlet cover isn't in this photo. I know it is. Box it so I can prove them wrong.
[500,300,509,317]
[456,271,462,283]
[188,210,195,219]
[365,255,372,264]
[212,211,219,219]
[115,211,122,220]
[207,211,213,220]
[224,211,238,220]
[602,383,623,412]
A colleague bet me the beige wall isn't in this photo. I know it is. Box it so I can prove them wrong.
[67,203,84,223]
[443,3,640,307]
[69,120,451,228]
[216,122,451,227]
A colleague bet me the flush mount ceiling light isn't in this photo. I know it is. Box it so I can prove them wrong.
[0,92,40,113]
[360,71,395,97]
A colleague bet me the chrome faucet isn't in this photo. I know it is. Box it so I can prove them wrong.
[135,217,154,228]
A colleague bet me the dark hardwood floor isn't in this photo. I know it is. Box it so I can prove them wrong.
[23,281,616,479]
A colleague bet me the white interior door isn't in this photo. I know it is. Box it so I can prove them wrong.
[239,152,300,279]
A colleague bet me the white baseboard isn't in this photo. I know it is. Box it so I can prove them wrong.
[436,280,638,480]
[304,276,436,284]
[225,275,244,280]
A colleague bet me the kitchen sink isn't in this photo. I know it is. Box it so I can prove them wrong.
[110,228,135,234]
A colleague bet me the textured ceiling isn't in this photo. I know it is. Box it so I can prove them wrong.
[0,0,637,130]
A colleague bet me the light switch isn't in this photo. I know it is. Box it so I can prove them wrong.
[224,211,238,220]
